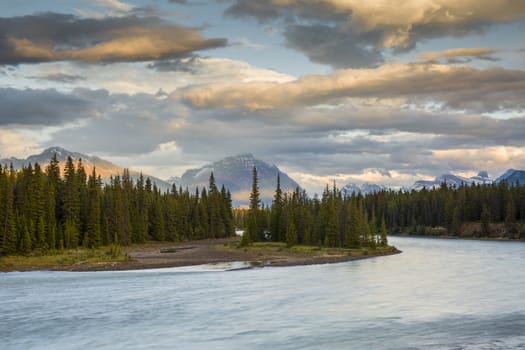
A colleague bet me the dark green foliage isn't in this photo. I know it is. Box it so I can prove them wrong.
[481,204,491,236]
[246,166,263,242]
[0,157,235,256]
[379,214,388,247]
[286,214,297,247]
[270,174,285,242]
[365,181,525,239]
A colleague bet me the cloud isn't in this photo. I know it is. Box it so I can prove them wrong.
[146,56,294,83]
[225,0,525,67]
[283,24,383,68]
[0,12,227,65]
[29,73,86,83]
[0,88,93,125]
[176,62,525,112]
[93,0,134,12]
[4,85,525,192]
[0,129,40,159]
[48,88,188,155]
[420,48,501,62]
[432,146,525,170]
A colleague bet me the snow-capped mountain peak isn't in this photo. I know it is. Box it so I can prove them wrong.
[412,170,493,190]
[342,182,387,196]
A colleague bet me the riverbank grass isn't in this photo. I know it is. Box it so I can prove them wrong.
[220,241,397,258]
[0,245,129,272]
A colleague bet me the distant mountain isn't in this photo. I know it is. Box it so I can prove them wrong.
[342,183,387,196]
[166,176,181,184]
[0,147,171,192]
[412,171,493,190]
[495,169,525,185]
[172,153,300,206]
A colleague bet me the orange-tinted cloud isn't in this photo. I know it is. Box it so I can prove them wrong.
[0,13,226,64]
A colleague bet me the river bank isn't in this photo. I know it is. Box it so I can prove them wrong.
[390,233,525,242]
[0,238,400,272]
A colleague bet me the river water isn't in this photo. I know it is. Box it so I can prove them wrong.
[1,237,525,349]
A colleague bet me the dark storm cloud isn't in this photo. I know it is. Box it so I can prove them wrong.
[0,12,227,65]
[0,88,93,125]
[283,24,383,68]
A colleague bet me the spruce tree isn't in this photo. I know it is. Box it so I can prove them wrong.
[379,214,388,247]
[246,166,261,242]
[480,204,491,236]
[324,200,339,247]
[345,200,361,248]
[85,167,102,248]
[0,167,17,254]
[62,156,80,248]
[270,174,285,242]
[20,225,32,256]
[286,214,298,247]
[451,206,462,236]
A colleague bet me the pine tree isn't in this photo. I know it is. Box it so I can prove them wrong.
[36,215,47,250]
[0,167,17,254]
[286,214,298,247]
[480,204,491,236]
[450,206,462,236]
[379,214,388,247]
[62,156,80,248]
[20,224,32,256]
[85,167,101,248]
[270,174,285,242]
[369,211,377,248]
[246,166,261,242]
[345,200,361,248]
[324,200,339,247]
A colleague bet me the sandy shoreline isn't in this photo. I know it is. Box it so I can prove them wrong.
[62,238,401,272]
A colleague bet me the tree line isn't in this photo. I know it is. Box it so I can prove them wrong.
[240,167,388,248]
[237,167,525,246]
[0,156,234,256]
[366,181,525,238]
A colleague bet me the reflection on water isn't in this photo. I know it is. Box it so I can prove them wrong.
[1,237,525,349]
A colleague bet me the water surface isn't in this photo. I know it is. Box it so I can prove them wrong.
[1,237,525,349]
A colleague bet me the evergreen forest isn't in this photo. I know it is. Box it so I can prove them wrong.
[2,157,525,257]
[238,167,525,247]
[0,156,234,256]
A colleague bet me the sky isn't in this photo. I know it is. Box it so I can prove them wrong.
[1,0,524,194]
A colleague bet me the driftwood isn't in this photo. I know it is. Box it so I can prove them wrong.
[160,246,196,254]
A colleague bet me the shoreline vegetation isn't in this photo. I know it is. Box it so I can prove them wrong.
[0,237,400,272]
[391,222,525,241]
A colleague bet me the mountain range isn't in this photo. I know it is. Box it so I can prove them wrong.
[1,147,524,205]
[342,183,388,196]
[412,171,493,191]
[0,147,172,192]
[495,169,525,185]
[170,153,300,206]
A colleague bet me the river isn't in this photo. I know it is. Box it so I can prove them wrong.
[1,237,525,349]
